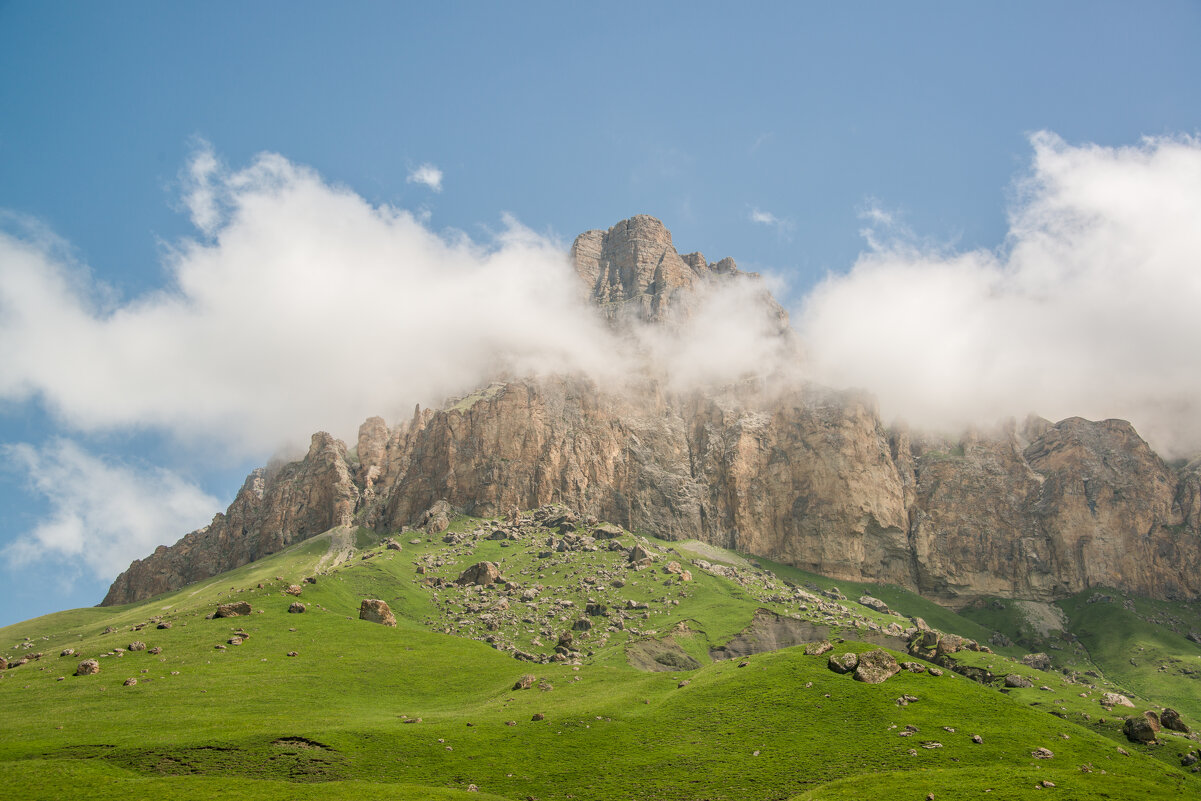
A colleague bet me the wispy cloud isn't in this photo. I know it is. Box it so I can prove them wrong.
[749,206,795,239]
[406,163,443,192]
[2,440,218,580]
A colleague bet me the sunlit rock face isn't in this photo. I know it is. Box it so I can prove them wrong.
[102,217,1201,606]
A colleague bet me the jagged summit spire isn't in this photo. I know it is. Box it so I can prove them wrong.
[571,215,754,326]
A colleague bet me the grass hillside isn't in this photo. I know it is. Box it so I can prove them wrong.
[1,511,1198,800]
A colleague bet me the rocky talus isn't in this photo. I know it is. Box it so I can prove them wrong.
[102,216,1201,606]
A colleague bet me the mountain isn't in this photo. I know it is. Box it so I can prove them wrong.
[102,216,1201,607]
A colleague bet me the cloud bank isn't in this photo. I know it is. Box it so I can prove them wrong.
[1,146,626,458]
[2,440,218,579]
[798,132,1201,455]
[4,131,1201,584]
[1,145,786,580]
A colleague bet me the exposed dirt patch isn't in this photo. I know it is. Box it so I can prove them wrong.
[710,609,830,660]
[1012,600,1068,636]
[674,540,751,568]
[710,608,909,660]
[627,636,701,672]
[315,526,356,572]
[58,740,348,783]
[272,736,332,750]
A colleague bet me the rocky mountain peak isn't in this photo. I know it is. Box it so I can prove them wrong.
[571,214,786,329]
[98,216,1201,609]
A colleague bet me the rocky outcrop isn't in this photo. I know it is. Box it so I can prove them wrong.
[571,214,788,331]
[101,216,1201,606]
[359,599,396,627]
[103,432,358,605]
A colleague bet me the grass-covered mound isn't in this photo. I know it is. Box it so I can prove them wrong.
[1,512,1197,799]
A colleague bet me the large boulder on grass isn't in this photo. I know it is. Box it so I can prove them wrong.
[215,601,252,618]
[359,599,396,627]
[853,649,901,684]
[1123,712,1161,744]
[1021,652,1052,670]
[456,561,502,587]
[828,652,858,674]
[75,659,100,676]
[1161,708,1189,733]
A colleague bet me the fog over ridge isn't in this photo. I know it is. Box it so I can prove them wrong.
[3,131,1201,581]
[798,132,1201,457]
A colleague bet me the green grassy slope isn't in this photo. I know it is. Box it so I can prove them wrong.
[1,516,1196,800]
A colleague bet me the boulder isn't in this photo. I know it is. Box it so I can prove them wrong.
[421,500,453,534]
[1021,653,1052,671]
[456,561,502,587]
[1004,673,1034,688]
[828,652,858,674]
[284,584,304,596]
[156,621,172,630]
[359,599,397,627]
[1101,692,1135,708]
[1161,708,1189,733]
[288,602,306,614]
[514,674,536,690]
[664,561,685,575]
[60,648,75,657]
[1123,712,1160,743]
[593,523,623,539]
[123,678,137,687]
[75,659,100,676]
[628,544,655,564]
[127,641,146,652]
[804,641,834,656]
[215,601,252,618]
[853,649,902,684]
[935,634,965,658]
[1031,747,1055,759]
[858,595,891,614]
[386,540,402,551]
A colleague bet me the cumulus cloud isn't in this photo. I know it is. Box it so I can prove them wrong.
[0,149,632,458]
[406,163,443,192]
[797,132,1201,455]
[2,440,218,579]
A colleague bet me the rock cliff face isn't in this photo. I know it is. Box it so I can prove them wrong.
[102,217,1201,606]
[102,432,357,606]
[572,214,789,331]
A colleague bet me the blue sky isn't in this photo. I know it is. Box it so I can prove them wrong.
[2,2,1200,627]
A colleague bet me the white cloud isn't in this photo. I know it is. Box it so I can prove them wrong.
[0,148,631,458]
[750,208,780,225]
[406,163,443,192]
[749,207,795,239]
[2,440,218,579]
[797,132,1201,455]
